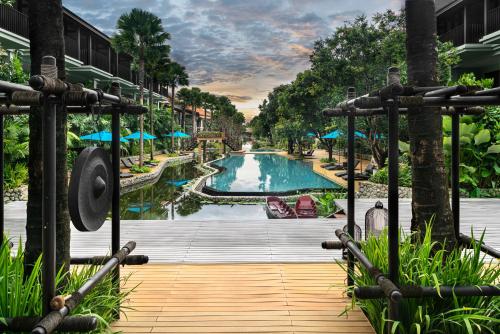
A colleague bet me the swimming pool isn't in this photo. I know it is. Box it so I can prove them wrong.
[205,154,341,193]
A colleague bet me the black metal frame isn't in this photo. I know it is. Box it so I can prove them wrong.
[0,56,149,333]
[321,67,500,334]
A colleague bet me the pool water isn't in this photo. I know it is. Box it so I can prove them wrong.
[120,163,202,220]
[120,162,268,220]
[206,154,341,193]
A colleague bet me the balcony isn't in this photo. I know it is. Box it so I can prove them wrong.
[440,24,465,46]
[0,4,28,39]
[0,4,135,85]
[487,6,500,34]
[467,23,484,43]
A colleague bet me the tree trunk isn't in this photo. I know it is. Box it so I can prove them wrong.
[192,106,197,134]
[138,55,145,167]
[328,144,333,161]
[406,0,455,245]
[171,85,176,150]
[149,81,154,161]
[26,0,70,275]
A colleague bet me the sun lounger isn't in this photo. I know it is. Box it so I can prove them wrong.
[120,172,134,179]
[121,158,133,168]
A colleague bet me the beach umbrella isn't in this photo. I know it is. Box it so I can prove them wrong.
[165,131,191,138]
[124,131,157,140]
[306,132,316,137]
[321,130,343,139]
[322,130,343,161]
[80,131,129,143]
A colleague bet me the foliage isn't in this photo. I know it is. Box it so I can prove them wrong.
[0,0,15,6]
[0,49,29,84]
[4,163,28,190]
[443,73,500,193]
[0,239,134,332]
[130,165,151,174]
[165,152,179,158]
[320,157,337,164]
[346,227,500,334]
[314,192,346,217]
[369,155,412,187]
[250,9,459,169]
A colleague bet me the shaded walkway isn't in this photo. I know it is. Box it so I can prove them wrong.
[113,263,375,334]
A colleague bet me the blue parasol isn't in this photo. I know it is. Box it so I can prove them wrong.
[80,131,129,143]
[124,131,157,140]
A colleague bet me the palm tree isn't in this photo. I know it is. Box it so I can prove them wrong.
[176,87,191,132]
[406,0,454,246]
[164,62,189,149]
[146,48,170,159]
[112,8,170,166]
[189,87,202,134]
[200,92,211,130]
[25,0,71,276]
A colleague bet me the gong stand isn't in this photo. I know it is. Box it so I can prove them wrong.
[321,67,500,334]
[0,56,149,334]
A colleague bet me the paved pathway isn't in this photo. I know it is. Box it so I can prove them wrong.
[4,199,499,263]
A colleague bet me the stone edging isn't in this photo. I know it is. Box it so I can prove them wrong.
[4,185,28,203]
[120,155,195,194]
[357,181,412,198]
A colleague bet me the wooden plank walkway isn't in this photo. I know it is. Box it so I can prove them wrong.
[113,263,375,334]
[4,199,500,263]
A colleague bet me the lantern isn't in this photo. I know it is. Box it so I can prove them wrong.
[365,201,388,239]
[342,223,362,260]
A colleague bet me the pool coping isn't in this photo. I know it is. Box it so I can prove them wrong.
[189,153,345,203]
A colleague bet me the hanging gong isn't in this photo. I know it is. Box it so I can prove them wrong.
[68,147,113,232]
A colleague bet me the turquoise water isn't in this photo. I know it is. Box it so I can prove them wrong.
[206,154,341,193]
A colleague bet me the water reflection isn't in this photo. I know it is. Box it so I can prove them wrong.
[120,163,203,220]
[206,154,341,192]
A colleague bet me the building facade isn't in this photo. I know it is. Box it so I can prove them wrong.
[437,0,500,85]
[0,2,208,132]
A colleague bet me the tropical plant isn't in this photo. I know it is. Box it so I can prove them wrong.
[314,192,346,217]
[130,164,151,174]
[345,226,500,334]
[4,163,28,190]
[112,8,170,166]
[369,155,413,188]
[162,62,189,149]
[0,239,134,332]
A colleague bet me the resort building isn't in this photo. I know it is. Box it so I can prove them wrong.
[437,0,500,85]
[0,1,208,133]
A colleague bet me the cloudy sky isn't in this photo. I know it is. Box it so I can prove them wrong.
[64,0,403,119]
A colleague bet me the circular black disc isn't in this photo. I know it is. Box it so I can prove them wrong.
[68,147,113,232]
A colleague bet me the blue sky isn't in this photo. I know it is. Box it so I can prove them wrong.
[64,0,403,118]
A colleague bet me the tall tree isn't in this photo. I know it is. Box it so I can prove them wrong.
[146,48,170,159]
[189,87,201,134]
[164,62,189,149]
[25,0,70,273]
[176,87,191,132]
[112,8,170,166]
[406,0,454,245]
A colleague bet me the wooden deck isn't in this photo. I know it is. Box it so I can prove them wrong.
[113,263,375,334]
[5,199,500,262]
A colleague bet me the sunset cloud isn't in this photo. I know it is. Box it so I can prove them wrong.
[64,0,403,119]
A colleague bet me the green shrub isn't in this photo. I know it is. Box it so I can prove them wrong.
[314,191,345,217]
[320,157,337,164]
[369,159,412,187]
[345,227,500,334]
[165,152,179,158]
[4,163,28,190]
[130,165,151,174]
[0,238,134,332]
